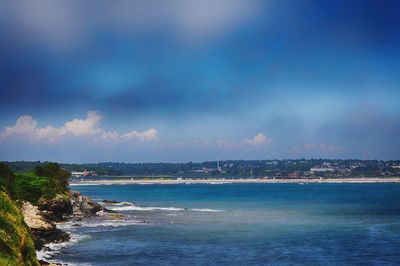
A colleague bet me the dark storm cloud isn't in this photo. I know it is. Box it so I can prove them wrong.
[0,0,400,161]
[0,53,93,116]
[1,0,399,117]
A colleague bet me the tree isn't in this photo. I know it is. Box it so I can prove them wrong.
[34,162,70,193]
[0,162,15,197]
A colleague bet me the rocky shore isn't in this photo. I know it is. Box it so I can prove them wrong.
[21,191,114,265]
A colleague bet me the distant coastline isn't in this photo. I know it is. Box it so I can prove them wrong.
[70,177,400,186]
[8,159,400,181]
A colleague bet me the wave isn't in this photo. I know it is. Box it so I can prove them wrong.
[99,201,137,210]
[107,205,224,212]
[38,202,223,264]
[47,261,91,266]
[58,218,145,230]
[81,219,145,228]
[108,205,185,211]
[101,201,136,206]
[191,208,224,212]
[101,200,225,212]
[36,233,90,261]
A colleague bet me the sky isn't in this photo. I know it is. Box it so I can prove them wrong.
[0,0,400,163]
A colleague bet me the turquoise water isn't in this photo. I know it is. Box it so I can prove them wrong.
[55,183,400,265]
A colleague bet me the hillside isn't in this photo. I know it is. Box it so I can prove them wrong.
[0,162,70,265]
[0,191,39,266]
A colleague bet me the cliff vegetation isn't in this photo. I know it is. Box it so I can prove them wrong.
[0,162,70,265]
[0,191,39,266]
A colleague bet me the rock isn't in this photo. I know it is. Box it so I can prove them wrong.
[70,191,104,218]
[38,195,73,222]
[39,259,62,266]
[19,191,121,265]
[21,201,54,231]
[102,199,120,204]
[22,192,116,256]
[0,192,39,266]
[37,192,109,221]
[21,201,70,250]
[31,228,70,250]
[108,214,124,219]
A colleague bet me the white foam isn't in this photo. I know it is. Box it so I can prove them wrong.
[96,210,105,216]
[81,219,144,227]
[36,233,90,261]
[69,183,103,186]
[59,218,146,229]
[191,208,224,212]
[101,200,225,212]
[110,201,135,206]
[50,261,91,266]
[108,205,185,211]
[106,205,224,212]
[99,201,137,210]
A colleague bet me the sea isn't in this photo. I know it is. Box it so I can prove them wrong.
[44,183,400,265]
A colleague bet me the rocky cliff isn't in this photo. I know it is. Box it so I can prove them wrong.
[22,201,70,251]
[0,189,113,265]
[69,191,104,218]
[23,191,108,251]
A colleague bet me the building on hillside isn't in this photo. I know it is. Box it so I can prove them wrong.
[310,166,336,173]
[288,171,301,179]
[71,169,96,177]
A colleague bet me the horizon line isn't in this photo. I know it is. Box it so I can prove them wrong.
[3,158,400,165]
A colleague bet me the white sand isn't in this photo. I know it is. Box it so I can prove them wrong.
[70,177,400,186]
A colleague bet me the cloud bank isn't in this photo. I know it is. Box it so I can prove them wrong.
[1,111,157,143]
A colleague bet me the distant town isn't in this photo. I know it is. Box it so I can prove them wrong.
[5,159,400,179]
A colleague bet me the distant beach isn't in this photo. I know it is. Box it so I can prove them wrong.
[70,177,400,186]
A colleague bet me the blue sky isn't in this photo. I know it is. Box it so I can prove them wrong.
[0,0,400,162]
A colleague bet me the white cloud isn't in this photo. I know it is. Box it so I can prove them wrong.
[1,111,158,144]
[217,133,272,149]
[2,115,38,137]
[34,126,63,143]
[122,128,158,142]
[63,111,102,137]
[243,133,271,146]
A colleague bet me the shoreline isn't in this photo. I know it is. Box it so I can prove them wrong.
[70,177,400,186]
[23,192,114,265]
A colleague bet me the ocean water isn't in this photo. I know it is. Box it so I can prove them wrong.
[52,183,400,265]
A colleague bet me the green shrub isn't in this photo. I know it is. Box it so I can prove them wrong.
[14,173,56,205]
[0,162,15,197]
[0,192,39,266]
[0,161,71,265]
[34,162,70,194]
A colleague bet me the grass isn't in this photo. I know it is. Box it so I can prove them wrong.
[0,192,39,266]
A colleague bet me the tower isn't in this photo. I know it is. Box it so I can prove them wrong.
[217,160,221,172]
